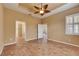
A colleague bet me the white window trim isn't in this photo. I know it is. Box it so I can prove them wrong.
[65,13,79,35]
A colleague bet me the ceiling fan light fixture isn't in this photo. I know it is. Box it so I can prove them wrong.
[39,10,44,14]
[34,3,50,16]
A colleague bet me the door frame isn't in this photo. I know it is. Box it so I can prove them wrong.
[15,21,26,42]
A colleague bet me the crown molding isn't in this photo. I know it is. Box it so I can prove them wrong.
[3,3,42,19]
[42,3,79,18]
[3,3,79,19]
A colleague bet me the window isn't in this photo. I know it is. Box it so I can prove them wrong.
[66,13,79,35]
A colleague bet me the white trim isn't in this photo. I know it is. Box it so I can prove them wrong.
[42,3,79,18]
[3,3,41,19]
[15,21,27,44]
[65,13,79,35]
[4,38,37,46]
[4,42,16,46]
[4,39,79,47]
[49,39,79,48]
[0,46,4,55]
[3,3,79,19]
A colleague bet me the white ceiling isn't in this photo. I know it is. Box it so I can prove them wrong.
[3,3,79,19]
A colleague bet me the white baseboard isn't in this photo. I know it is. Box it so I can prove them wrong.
[4,38,37,46]
[4,39,79,47]
[49,39,79,48]
[4,42,16,46]
[0,45,4,55]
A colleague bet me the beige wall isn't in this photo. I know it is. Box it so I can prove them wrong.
[3,5,79,46]
[43,6,79,46]
[4,8,41,44]
[0,4,4,54]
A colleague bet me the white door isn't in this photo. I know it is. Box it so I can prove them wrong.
[38,24,48,40]
[15,21,26,43]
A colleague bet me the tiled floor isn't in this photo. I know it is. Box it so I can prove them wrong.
[1,39,79,56]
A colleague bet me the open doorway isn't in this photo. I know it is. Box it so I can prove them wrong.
[15,21,26,46]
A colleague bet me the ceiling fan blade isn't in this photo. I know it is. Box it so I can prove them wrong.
[34,11,39,14]
[43,4,48,9]
[44,10,50,13]
[34,6,40,10]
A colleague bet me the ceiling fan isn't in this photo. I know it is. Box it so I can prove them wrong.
[34,3,50,16]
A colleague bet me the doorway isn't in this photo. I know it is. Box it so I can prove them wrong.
[15,21,26,46]
[37,24,48,43]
